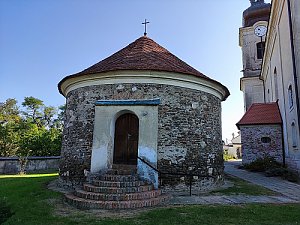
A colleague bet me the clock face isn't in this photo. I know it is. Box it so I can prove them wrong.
[254,25,267,37]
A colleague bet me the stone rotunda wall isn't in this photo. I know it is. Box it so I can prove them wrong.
[59,83,223,192]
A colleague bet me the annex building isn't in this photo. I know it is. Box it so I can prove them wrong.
[237,0,300,175]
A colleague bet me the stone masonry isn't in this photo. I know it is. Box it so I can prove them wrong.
[240,124,283,164]
[59,83,224,191]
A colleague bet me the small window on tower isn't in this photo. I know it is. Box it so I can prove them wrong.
[257,42,265,59]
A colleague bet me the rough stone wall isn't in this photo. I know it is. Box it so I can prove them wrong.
[240,125,283,164]
[60,83,223,190]
[0,156,60,174]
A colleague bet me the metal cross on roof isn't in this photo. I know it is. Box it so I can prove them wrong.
[142,19,150,36]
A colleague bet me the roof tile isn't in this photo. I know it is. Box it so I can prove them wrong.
[236,103,282,128]
[58,36,230,100]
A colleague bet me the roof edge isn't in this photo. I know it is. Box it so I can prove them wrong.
[58,69,230,101]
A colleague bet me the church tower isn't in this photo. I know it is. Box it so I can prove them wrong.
[239,0,271,111]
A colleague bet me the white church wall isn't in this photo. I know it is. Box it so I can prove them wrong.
[90,103,159,187]
[261,0,300,173]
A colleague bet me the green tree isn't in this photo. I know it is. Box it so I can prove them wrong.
[42,106,56,127]
[0,97,63,157]
[22,96,44,125]
[0,99,21,156]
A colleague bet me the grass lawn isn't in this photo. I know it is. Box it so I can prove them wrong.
[211,175,277,196]
[1,174,300,225]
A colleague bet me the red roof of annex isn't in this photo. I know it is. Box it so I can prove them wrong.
[236,102,282,128]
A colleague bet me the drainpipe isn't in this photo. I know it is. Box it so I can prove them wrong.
[277,99,286,167]
[287,0,300,135]
[259,76,266,103]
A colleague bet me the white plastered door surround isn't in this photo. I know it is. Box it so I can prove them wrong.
[90,99,159,188]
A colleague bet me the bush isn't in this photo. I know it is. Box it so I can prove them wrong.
[0,199,13,224]
[243,156,282,172]
[223,149,236,161]
[244,156,299,183]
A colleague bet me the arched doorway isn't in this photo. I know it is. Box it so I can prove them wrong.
[113,113,139,165]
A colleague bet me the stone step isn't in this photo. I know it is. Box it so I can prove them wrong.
[74,189,162,201]
[65,193,169,209]
[83,183,154,194]
[99,174,139,182]
[92,179,146,188]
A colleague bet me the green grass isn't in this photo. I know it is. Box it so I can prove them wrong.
[1,174,300,225]
[212,175,277,196]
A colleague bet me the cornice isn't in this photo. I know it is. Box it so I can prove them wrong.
[261,0,285,79]
[59,70,230,101]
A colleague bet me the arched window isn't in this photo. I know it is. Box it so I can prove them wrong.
[274,67,279,100]
[257,42,265,59]
[292,122,297,147]
[288,85,294,109]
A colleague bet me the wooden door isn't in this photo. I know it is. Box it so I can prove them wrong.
[113,113,139,165]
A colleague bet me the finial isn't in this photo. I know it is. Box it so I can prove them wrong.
[142,19,150,36]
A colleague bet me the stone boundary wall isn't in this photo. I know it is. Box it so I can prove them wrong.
[0,156,60,174]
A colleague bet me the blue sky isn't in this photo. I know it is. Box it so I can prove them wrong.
[0,0,270,141]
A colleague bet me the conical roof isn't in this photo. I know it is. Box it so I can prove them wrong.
[67,36,207,78]
[58,36,229,99]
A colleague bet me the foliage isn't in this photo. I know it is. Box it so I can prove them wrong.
[1,174,300,225]
[0,97,64,158]
[243,156,282,172]
[223,149,236,161]
[243,156,299,183]
[265,168,299,183]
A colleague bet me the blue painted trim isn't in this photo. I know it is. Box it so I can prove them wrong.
[95,98,160,106]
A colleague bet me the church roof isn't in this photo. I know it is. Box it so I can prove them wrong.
[236,103,282,129]
[58,36,229,99]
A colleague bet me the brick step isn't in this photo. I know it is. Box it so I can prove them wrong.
[92,179,146,188]
[99,174,139,182]
[74,189,162,201]
[112,164,137,171]
[65,193,169,209]
[83,183,154,194]
[106,169,136,175]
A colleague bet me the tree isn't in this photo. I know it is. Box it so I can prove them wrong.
[0,97,63,157]
[22,96,44,124]
[42,106,56,128]
[0,98,20,124]
[0,99,21,156]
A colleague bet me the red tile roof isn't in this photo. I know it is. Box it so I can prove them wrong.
[58,36,229,99]
[236,103,282,128]
[76,36,207,78]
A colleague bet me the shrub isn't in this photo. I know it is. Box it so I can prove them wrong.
[243,156,282,172]
[223,149,236,161]
[244,156,299,183]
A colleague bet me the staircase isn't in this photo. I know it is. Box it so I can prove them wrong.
[65,164,169,209]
